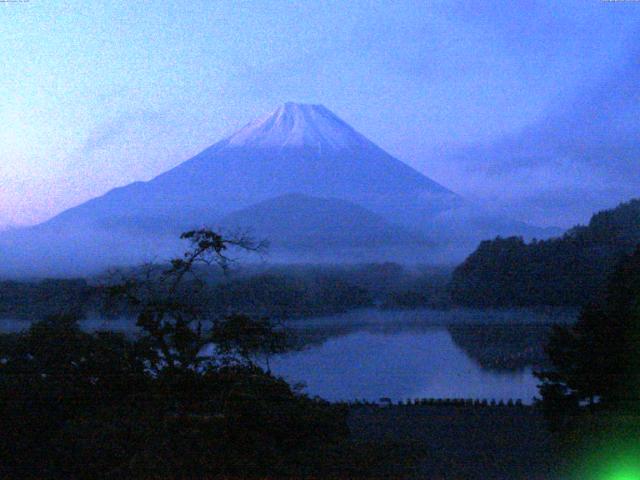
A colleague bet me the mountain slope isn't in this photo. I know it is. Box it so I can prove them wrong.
[44,102,458,234]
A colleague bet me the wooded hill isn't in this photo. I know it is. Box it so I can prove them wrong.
[450,199,640,307]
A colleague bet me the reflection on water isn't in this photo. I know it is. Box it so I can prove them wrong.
[447,323,552,371]
[271,328,540,404]
[0,308,574,404]
[272,308,574,404]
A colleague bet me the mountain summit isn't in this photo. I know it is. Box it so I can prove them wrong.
[0,103,552,276]
[225,102,367,151]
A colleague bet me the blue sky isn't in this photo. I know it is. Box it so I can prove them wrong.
[2,0,639,227]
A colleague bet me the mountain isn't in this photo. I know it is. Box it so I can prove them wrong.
[43,102,459,233]
[450,198,640,308]
[218,193,430,262]
[0,102,550,277]
[0,220,23,234]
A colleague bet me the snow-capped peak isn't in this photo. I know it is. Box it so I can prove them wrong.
[225,102,367,150]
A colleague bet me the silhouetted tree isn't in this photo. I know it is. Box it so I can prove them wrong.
[106,229,276,372]
[0,229,349,479]
[536,245,640,429]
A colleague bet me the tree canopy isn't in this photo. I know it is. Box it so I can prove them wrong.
[451,199,640,307]
[536,245,640,426]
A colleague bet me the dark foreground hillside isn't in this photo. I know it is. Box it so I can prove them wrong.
[348,403,556,479]
[451,199,640,307]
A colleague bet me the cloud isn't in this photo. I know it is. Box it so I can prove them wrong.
[423,54,640,227]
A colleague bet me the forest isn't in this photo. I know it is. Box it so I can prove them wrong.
[450,199,640,307]
[0,263,452,323]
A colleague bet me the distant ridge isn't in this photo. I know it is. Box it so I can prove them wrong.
[219,193,430,261]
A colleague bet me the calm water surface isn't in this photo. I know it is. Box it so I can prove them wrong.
[271,326,539,404]
[269,307,575,404]
[1,308,575,404]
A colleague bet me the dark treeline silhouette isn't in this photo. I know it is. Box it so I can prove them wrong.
[0,313,351,479]
[206,271,372,318]
[0,230,356,479]
[0,263,453,322]
[380,265,451,309]
[0,278,92,319]
[536,245,640,419]
[450,199,640,307]
[535,246,640,476]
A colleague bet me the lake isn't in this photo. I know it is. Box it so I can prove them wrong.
[269,308,577,405]
[270,328,539,403]
[0,307,575,405]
